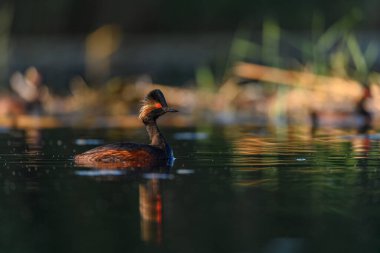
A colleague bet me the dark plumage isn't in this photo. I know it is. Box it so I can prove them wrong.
[356,86,372,134]
[74,89,177,169]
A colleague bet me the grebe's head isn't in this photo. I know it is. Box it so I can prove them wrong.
[139,89,177,124]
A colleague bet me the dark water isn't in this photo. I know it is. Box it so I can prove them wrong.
[0,126,380,253]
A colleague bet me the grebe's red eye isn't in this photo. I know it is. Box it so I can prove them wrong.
[155,103,163,109]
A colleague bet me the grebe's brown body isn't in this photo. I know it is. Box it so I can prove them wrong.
[74,89,177,169]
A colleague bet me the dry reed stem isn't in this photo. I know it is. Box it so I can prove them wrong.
[234,62,364,100]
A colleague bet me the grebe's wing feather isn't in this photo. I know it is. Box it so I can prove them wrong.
[74,142,165,164]
[80,143,142,152]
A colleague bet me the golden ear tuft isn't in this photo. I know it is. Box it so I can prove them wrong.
[138,89,169,120]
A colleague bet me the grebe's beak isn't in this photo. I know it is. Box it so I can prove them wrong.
[165,107,178,113]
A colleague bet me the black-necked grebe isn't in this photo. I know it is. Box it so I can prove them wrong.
[74,89,177,169]
[356,86,372,133]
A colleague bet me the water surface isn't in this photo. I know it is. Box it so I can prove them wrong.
[0,126,379,253]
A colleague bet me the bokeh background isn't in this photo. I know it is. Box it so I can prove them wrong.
[0,0,379,128]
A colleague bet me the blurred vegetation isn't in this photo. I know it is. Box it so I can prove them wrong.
[203,8,379,87]
[0,1,378,128]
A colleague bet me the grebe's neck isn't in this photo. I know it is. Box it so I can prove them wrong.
[145,121,167,149]
[145,119,175,165]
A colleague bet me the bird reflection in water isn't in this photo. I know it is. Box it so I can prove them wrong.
[352,135,371,161]
[75,159,169,245]
[25,128,43,153]
[139,178,163,244]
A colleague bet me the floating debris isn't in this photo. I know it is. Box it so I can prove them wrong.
[176,169,195,175]
[75,139,104,146]
[173,132,208,140]
[75,170,125,176]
